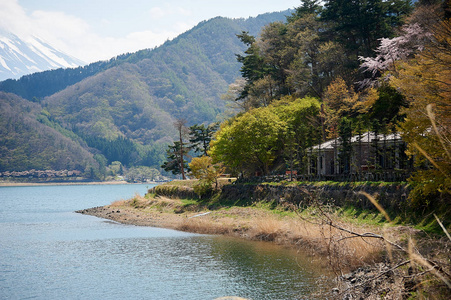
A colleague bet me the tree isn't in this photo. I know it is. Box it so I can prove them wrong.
[173,118,189,179]
[126,166,160,182]
[388,2,450,206]
[322,77,359,139]
[161,141,190,177]
[189,156,225,197]
[94,154,107,180]
[359,21,433,88]
[273,96,322,174]
[235,31,269,103]
[321,0,412,59]
[284,14,327,97]
[189,123,218,156]
[210,96,321,177]
[210,108,286,176]
[286,0,322,22]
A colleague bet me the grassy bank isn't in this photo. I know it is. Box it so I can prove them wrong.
[86,180,450,299]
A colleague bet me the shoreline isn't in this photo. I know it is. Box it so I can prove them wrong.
[76,198,390,263]
[0,181,159,187]
[76,193,450,299]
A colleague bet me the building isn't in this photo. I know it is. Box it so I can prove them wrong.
[307,132,411,181]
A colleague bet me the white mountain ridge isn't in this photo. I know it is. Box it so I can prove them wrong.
[0,31,85,81]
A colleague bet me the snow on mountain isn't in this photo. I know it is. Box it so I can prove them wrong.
[0,31,85,81]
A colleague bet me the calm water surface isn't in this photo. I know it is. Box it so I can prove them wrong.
[0,184,326,299]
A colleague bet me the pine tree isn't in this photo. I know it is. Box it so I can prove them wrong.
[189,123,219,156]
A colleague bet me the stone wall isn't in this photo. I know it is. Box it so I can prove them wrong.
[220,183,411,213]
[151,182,411,214]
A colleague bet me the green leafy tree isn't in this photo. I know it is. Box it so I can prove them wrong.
[286,0,323,22]
[273,96,322,173]
[189,156,225,197]
[211,96,321,177]
[94,154,108,180]
[210,108,286,176]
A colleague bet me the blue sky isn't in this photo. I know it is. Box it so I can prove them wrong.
[1,0,301,63]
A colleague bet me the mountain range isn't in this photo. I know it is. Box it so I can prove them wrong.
[0,30,84,81]
[0,10,292,177]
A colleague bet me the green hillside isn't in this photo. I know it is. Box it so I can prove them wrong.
[0,92,99,173]
[0,11,291,175]
[0,11,290,102]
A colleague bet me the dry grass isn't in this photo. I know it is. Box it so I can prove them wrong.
[174,201,386,273]
[101,193,451,298]
[110,198,129,207]
[252,215,385,272]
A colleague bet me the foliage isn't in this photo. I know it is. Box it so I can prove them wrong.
[321,77,360,139]
[189,156,225,197]
[82,134,138,166]
[189,123,219,156]
[0,92,100,175]
[210,97,321,176]
[273,96,322,173]
[125,166,161,182]
[356,2,451,208]
[0,12,290,175]
[232,0,413,114]
[390,16,451,206]
[321,0,412,59]
[161,141,190,177]
[210,106,286,176]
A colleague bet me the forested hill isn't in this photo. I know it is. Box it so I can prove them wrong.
[43,12,293,144]
[0,10,291,175]
[0,92,98,172]
[0,11,290,102]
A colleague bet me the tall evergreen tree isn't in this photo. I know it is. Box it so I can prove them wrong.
[161,141,190,177]
[189,123,219,156]
[321,0,412,59]
[173,119,189,180]
[235,31,269,103]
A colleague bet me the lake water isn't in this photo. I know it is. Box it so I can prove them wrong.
[0,184,326,299]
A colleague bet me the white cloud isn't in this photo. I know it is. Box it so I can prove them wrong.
[0,0,182,63]
[0,0,300,64]
[148,5,192,21]
[0,0,32,37]
[149,7,165,19]
[31,10,90,39]
[175,7,192,17]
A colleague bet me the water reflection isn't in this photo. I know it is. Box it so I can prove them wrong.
[0,184,328,299]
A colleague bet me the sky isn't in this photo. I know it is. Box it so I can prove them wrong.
[0,0,302,64]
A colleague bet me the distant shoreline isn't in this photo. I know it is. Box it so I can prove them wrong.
[0,181,158,187]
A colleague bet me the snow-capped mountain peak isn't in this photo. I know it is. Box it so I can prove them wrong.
[0,31,85,81]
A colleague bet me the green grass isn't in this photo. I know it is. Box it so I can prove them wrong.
[154,179,449,235]
[180,199,199,207]
[261,180,408,188]
[337,206,388,226]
